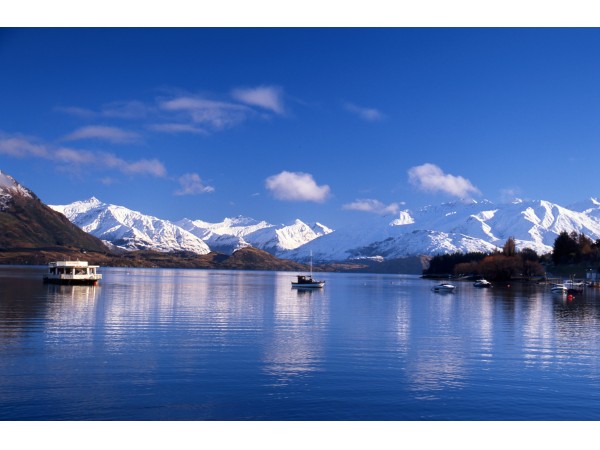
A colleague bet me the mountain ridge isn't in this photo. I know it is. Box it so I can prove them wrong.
[50,194,600,264]
[0,171,109,253]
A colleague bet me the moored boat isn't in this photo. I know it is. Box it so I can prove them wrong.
[564,279,584,294]
[473,279,492,288]
[550,284,568,294]
[292,275,325,289]
[292,251,324,289]
[43,261,102,285]
[432,283,456,292]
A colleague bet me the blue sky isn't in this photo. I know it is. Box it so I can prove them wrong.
[2,27,600,228]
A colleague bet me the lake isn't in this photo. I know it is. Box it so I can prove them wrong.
[1,265,600,421]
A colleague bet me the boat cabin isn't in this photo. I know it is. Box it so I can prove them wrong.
[44,261,102,285]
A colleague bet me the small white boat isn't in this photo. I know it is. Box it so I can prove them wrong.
[564,280,584,293]
[432,283,456,292]
[43,261,102,285]
[473,279,492,288]
[550,284,568,294]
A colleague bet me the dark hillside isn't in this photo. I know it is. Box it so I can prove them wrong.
[0,191,109,252]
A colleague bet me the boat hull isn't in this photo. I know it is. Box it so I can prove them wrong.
[43,276,101,286]
[292,282,325,289]
[432,283,456,292]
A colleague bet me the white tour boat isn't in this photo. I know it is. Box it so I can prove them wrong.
[43,261,102,285]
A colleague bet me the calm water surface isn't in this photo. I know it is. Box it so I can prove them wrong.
[1,266,600,420]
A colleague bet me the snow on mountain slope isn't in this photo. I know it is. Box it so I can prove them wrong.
[177,216,333,255]
[51,194,600,262]
[245,219,333,254]
[51,198,211,254]
[0,170,33,209]
[288,198,600,261]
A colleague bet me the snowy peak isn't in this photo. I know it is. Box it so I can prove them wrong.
[245,219,334,253]
[0,170,33,209]
[288,197,600,262]
[47,191,600,263]
[50,198,211,255]
[389,210,415,226]
[177,216,333,255]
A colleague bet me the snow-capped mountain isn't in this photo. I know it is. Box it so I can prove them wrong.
[50,198,333,256]
[50,194,600,263]
[287,198,600,262]
[0,172,108,252]
[177,216,333,255]
[0,170,33,209]
[244,219,333,254]
[176,216,272,254]
[51,197,211,254]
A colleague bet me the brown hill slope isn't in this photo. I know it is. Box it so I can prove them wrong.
[0,188,109,252]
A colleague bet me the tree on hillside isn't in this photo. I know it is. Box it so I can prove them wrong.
[503,236,517,257]
[552,231,579,264]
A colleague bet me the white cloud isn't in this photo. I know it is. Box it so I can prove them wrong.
[344,102,384,122]
[0,134,49,158]
[265,171,330,203]
[0,132,166,178]
[231,86,285,114]
[408,163,480,198]
[343,198,402,215]
[63,125,140,144]
[55,147,167,177]
[121,158,167,177]
[160,97,252,130]
[174,173,215,196]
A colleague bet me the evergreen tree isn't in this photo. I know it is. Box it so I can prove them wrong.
[552,231,578,264]
[503,237,517,257]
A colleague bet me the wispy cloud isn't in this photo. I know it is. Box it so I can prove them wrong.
[101,100,149,119]
[159,97,252,130]
[63,125,141,144]
[57,101,150,120]
[174,173,215,196]
[57,86,289,136]
[344,102,385,122]
[0,132,166,178]
[56,147,167,177]
[408,163,480,198]
[148,123,208,135]
[265,171,330,203]
[0,133,49,158]
[54,106,97,119]
[231,86,285,114]
[343,198,402,215]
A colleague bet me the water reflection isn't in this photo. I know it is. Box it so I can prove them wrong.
[261,275,329,385]
[4,268,600,419]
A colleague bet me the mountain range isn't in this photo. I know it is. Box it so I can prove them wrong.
[49,193,600,264]
[4,169,600,267]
